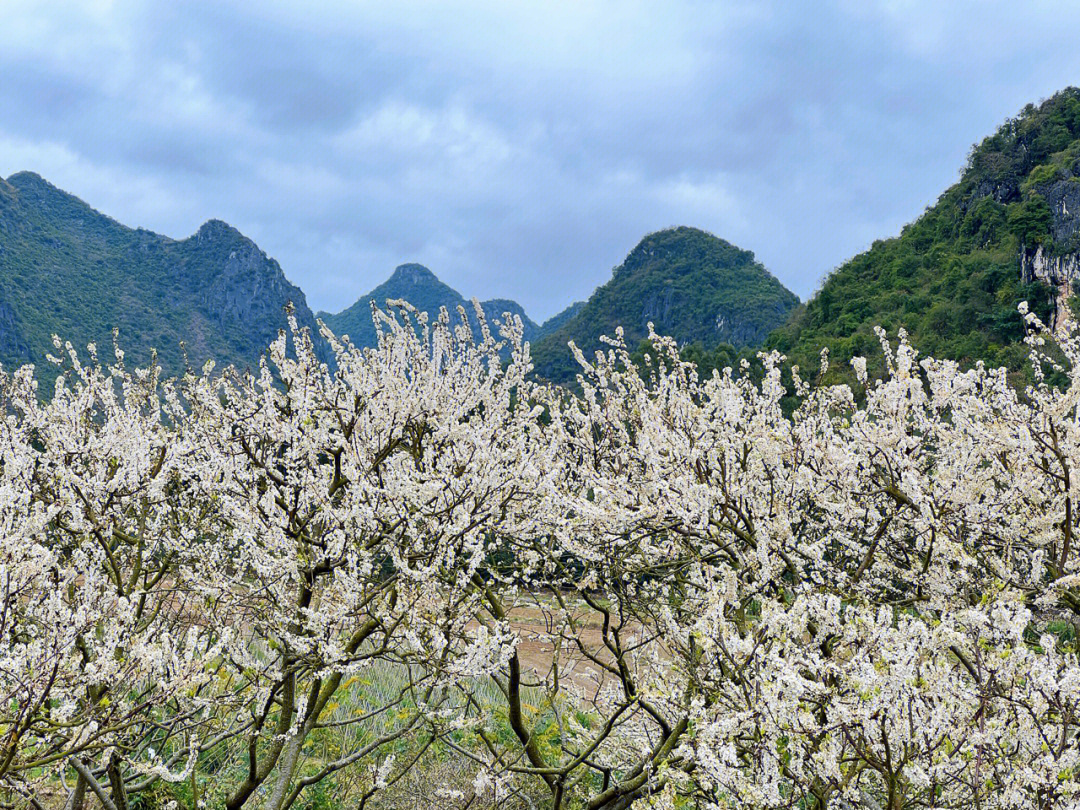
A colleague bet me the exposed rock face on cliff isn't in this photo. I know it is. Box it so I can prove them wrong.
[1018,176,1080,331]
[1021,244,1080,331]
[1039,179,1080,245]
[0,172,326,374]
[531,226,799,384]
[192,220,308,332]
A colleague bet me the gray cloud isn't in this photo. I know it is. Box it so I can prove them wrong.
[2,0,1079,320]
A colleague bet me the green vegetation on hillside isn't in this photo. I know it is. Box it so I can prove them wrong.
[535,300,586,339]
[768,88,1080,383]
[0,172,324,375]
[531,226,798,383]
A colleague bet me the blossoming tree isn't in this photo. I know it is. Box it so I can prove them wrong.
[1,301,1079,809]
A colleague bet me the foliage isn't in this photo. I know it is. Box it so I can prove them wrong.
[768,87,1080,385]
[531,226,799,384]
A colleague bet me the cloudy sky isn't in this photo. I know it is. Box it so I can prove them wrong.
[2,1,1079,320]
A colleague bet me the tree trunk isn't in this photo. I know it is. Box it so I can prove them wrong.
[63,773,87,810]
[106,751,130,810]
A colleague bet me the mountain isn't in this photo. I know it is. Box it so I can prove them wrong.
[319,263,540,347]
[767,88,1080,383]
[0,172,325,375]
[530,226,799,383]
[536,300,586,339]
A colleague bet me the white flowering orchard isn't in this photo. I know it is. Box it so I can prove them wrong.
[1,301,1079,810]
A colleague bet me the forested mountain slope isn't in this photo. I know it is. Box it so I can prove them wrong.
[768,88,1080,382]
[531,226,799,383]
[0,172,324,374]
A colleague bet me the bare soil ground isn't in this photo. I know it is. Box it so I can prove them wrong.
[498,596,656,701]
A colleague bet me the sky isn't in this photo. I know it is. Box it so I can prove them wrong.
[2,1,1080,321]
